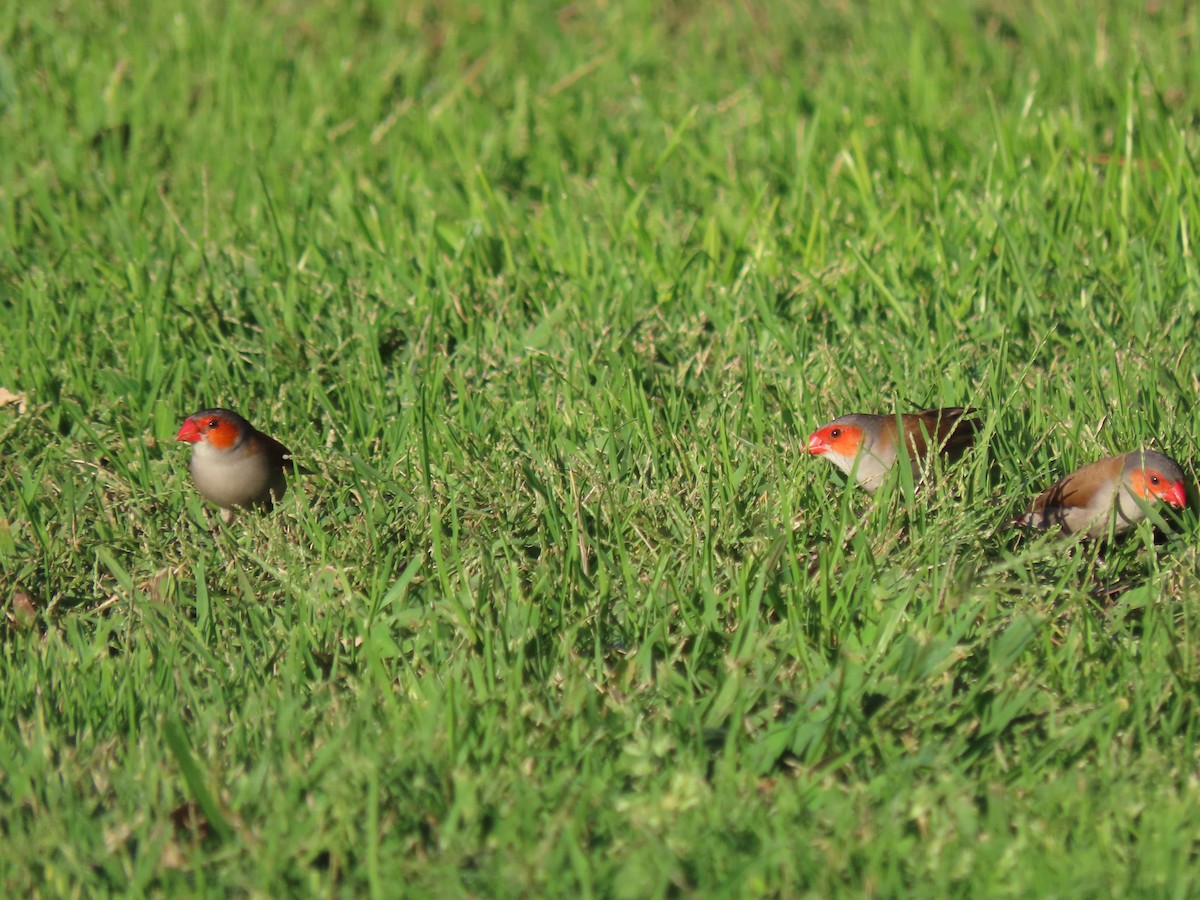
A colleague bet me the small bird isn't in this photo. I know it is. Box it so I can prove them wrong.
[807,407,977,492]
[1016,449,1186,538]
[176,408,303,524]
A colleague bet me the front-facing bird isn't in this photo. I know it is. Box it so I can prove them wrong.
[807,407,977,493]
[1016,449,1186,539]
[176,408,302,524]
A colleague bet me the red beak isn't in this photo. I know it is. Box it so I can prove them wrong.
[807,433,828,455]
[1163,481,1187,508]
[176,418,202,443]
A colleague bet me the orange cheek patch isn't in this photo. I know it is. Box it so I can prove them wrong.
[1127,469,1149,499]
[1128,469,1175,502]
[205,424,237,450]
[828,426,864,456]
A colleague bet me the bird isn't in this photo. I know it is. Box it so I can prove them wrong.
[176,408,303,524]
[806,407,977,493]
[1016,449,1186,538]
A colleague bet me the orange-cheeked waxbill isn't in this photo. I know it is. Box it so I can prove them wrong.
[176,408,302,524]
[807,407,977,493]
[1016,449,1186,538]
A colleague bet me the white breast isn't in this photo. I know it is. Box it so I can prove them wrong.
[189,442,278,510]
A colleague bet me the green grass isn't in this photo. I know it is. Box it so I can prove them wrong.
[4,0,1200,894]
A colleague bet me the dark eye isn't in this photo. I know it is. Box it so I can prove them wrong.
[208,418,220,429]
[1150,474,1161,485]
[829,428,842,439]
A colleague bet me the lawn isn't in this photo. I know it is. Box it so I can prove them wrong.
[3,0,1200,894]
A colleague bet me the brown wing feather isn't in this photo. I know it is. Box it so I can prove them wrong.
[906,407,977,459]
[1023,455,1125,532]
[1026,475,1086,529]
[260,432,313,476]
